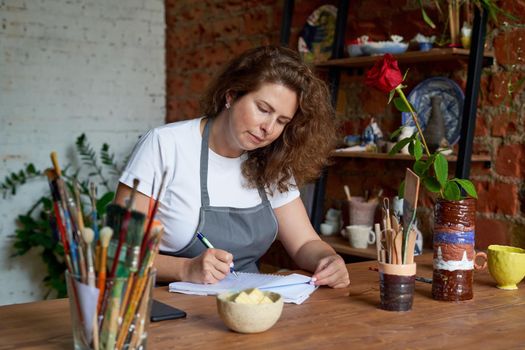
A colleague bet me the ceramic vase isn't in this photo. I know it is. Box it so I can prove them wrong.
[431,198,486,301]
[423,96,446,153]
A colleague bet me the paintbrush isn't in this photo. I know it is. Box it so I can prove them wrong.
[97,226,113,313]
[118,210,146,322]
[116,225,163,348]
[81,227,96,288]
[109,179,139,278]
[45,169,73,272]
[140,170,167,264]
[51,152,81,276]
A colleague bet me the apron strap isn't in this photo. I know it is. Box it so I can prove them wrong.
[200,118,212,206]
[199,117,270,206]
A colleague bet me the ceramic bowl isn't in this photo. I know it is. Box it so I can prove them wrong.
[347,44,363,57]
[216,290,283,333]
[487,245,525,290]
[361,42,408,55]
[344,134,361,146]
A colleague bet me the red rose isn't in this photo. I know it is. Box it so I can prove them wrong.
[364,53,403,93]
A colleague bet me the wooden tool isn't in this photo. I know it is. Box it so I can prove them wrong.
[374,223,381,262]
[344,185,351,201]
[406,229,418,264]
[402,168,420,264]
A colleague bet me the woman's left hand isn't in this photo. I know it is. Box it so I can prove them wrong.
[311,254,350,288]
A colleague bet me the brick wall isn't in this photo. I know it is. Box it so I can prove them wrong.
[0,0,165,305]
[166,0,524,250]
[165,0,281,122]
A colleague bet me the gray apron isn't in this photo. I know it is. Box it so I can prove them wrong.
[160,118,278,273]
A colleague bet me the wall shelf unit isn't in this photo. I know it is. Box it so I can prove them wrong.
[280,0,489,233]
[331,151,490,162]
[315,48,494,68]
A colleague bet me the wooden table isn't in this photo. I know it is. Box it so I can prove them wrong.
[1,255,524,349]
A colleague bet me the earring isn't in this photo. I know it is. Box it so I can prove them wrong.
[225,102,231,109]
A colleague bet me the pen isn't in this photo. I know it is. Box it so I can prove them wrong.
[196,231,238,277]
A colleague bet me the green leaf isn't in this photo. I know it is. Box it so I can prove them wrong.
[413,160,428,176]
[434,153,448,187]
[393,97,411,112]
[444,181,461,200]
[398,180,405,199]
[418,0,436,28]
[453,178,478,199]
[26,163,37,174]
[387,90,396,104]
[388,137,411,155]
[408,140,415,156]
[413,138,423,160]
[423,177,441,193]
[389,127,403,141]
[402,69,410,82]
[97,191,115,215]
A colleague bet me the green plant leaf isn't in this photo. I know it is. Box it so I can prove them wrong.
[434,153,448,187]
[390,126,403,141]
[453,178,478,198]
[413,160,428,176]
[413,138,423,160]
[97,191,115,215]
[398,180,405,199]
[388,90,395,104]
[418,0,437,29]
[423,176,441,193]
[393,97,411,112]
[444,181,461,200]
[388,137,411,155]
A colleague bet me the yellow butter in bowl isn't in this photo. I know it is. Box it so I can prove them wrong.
[234,288,273,304]
[217,288,283,333]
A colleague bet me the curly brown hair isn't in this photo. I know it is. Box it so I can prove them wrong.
[201,45,337,193]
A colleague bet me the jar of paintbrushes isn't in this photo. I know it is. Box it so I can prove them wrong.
[47,152,166,349]
[374,169,420,312]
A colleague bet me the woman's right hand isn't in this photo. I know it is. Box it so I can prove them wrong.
[183,248,234,284]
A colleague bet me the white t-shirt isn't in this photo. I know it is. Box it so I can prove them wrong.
[119,117,300,252]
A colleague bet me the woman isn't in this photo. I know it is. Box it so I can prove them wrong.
[115,46,349,288]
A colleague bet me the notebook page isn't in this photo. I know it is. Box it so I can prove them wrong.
[168,272,316,304]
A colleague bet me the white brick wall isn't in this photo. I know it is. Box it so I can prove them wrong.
[0,0,165,305]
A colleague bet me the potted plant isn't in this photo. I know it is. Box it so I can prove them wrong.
[364,54,487,301]
[2,134,121,298]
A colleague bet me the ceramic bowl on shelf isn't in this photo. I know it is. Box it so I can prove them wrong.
[361,41,408,55]
[347,44,364,57]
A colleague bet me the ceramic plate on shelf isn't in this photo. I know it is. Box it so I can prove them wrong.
[297,5,337,63]
[401,77,464,146]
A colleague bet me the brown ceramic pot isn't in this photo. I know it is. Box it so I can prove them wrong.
[431,198,487,301]
[378,262,416,311]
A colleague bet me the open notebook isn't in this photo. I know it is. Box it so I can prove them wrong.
[168,272,317,304]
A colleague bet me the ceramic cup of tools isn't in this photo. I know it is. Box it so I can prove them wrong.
[348,197,378,227]
[378,262,416,312]
[344,225,376,249]
[66,269,156,350]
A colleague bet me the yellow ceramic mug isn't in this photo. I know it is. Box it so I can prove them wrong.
[487,245,525,290]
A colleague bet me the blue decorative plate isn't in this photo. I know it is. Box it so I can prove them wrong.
[401,77,464,146]
[298,5,337,63]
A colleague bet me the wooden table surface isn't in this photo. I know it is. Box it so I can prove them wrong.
[1,254,524,349]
